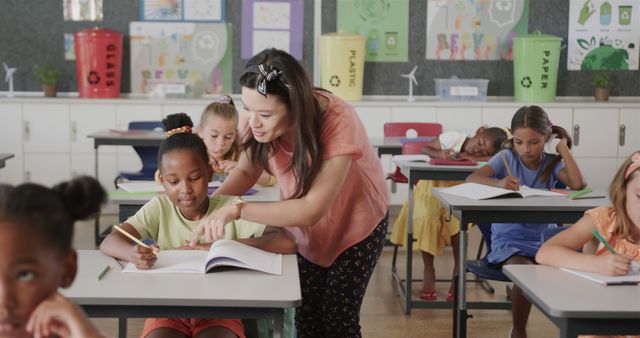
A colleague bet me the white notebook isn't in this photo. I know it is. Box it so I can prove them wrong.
[123,239,283,275]
[439,183,566,200]
[392,154,431,164]
[561,262,640,285]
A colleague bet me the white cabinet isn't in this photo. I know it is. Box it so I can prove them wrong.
[436,107,481,135]
[391,106,437,123]
[23,103,70,153]
[24,153,70,187]
[572,108,619,158]
[70,104,117,153]
[352,106,391,138]
[618,108,640,159]
[481,107,515,128]
[71,153,118,192]
[0,104,24,183]
[576,157,618,191]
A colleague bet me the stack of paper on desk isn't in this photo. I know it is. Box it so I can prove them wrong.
[439,183,566,200]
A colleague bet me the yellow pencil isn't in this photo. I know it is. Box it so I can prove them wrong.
[113,224,159,254]
[500,153,513,177]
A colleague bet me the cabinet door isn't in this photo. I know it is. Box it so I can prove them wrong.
[391,106,437,123]
[71,153,118,192]
[70,104,117,153]
[618,108,640,158]
[572,108,618,157]
[351,106,391,138]
[23,103,70,153]
[0,104,24,183]
[24,153,70,186]
[162,103,208,126]
[436,107,481,135]
[481,107,514,128]
[575,157,617,191]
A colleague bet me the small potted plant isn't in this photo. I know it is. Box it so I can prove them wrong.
[592,72,613,102]
[33,64,61,97]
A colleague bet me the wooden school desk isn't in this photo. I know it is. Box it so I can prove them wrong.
[393,160,484,313]
[0,153,14,169]
[63,250,301,338]
[88,130,165,245]
[432,188,608,338]
[110,184,281,223]
[504,265,640,338]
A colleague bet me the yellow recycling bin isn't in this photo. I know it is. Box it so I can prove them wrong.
[320,33,366,101]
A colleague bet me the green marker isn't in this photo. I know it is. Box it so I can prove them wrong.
[97,265,111,281]
[592,229,617,254]
[567,187,592,200]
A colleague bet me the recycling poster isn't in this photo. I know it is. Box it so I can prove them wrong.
[568,0,639,70]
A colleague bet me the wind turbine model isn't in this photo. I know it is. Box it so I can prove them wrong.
[3,62,17,98]
[400,65,418,101]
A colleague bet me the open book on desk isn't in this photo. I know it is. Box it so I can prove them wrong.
[560,262,640,285]
[122,239,283,275]
[392,154,431,163]
[439,183,566,200]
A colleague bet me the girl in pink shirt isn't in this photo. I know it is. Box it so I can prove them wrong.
[191,48,390,337]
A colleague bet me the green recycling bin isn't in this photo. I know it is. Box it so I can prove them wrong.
[513,33,562,102]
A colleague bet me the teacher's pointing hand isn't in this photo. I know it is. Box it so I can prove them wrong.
[189,202,236,246]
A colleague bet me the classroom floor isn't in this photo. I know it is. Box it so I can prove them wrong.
[73,211,559,338]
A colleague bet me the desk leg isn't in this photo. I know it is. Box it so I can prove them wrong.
[454,219,469,338]
[94,145,100,247]
[404,172,415,314]
[118,317,127,338]
[273,313,284,338]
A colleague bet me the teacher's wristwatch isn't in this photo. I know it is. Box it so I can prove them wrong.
[231,199,246,220]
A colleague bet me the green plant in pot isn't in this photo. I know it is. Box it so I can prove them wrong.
[592,72,613,102]
[33,64,61,97]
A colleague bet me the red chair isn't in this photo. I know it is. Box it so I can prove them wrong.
[384,123,442,186]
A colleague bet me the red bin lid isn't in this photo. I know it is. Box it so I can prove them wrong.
[74,27,122,38]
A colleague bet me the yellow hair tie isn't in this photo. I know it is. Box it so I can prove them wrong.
[500,127,513,140]
[165,126,192,137]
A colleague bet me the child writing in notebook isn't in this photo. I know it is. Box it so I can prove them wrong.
[537,151,640,296]
[196,95,274,186]
[100,113,296,338]
[466,105,586,338]
[0,176,107,338]
[390,126,508,301]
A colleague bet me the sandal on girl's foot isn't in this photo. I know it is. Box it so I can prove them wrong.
[446,291,455,302]
[419,289,438,300]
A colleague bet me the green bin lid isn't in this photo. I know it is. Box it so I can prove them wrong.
[514,33,562,42]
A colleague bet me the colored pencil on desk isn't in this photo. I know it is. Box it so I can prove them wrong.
[567,187,593,200]
[97,265,111,281]
[113,224,159,254]
[592,229,617,254]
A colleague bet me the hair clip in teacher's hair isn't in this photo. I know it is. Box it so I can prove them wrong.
[255,63,283,96]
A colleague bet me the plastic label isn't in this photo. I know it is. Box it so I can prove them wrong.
[450,86,479,96]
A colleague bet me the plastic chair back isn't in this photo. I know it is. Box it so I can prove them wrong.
[466,223,511,282]
[118,121,163,181]
[384,122,442,137]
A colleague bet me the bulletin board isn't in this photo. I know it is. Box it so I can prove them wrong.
[0,0,638,96]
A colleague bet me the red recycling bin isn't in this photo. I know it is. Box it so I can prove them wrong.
[74,28,123,98]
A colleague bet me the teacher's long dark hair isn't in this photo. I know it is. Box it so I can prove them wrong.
[239,48,323,198]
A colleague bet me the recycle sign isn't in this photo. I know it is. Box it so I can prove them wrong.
[329,75,341,87]
[520,76,532,88]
